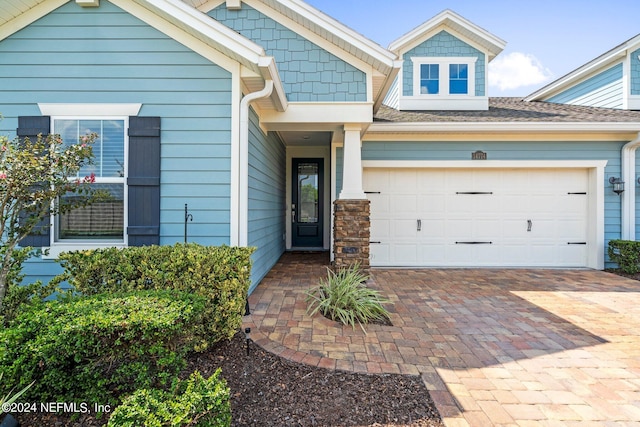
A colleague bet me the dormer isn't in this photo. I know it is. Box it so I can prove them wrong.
[388,10,505,111]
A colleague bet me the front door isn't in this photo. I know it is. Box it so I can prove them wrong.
[292,158,324,248]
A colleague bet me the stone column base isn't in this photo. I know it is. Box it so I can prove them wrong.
[333,199,370,270]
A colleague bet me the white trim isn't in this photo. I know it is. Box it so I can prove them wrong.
[339,124,366,199]
[76,0,99,7]
[389,10,506,59]
[42,243,127,260]
[39,104,142,116]
[525,36,640,101]
[362,159,607,270]
[367,121,640,134]
[47,115,129,252]
[620,133,640,240]
[242,0,396,74]
[411,57,477,96]
[229,66,242,246]
[109,0,263,74]
[260,103,372,129]
[330,136,342,262]
[628,95,640,110]
[0,0,67,42]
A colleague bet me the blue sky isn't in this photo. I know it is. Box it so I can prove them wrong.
[305,0,640,97]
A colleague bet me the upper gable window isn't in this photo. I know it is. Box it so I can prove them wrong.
[412,57,477,97]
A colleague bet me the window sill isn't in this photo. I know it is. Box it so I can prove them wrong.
[41,243,126,259]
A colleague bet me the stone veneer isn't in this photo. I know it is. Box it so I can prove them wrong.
[333,199,370,270]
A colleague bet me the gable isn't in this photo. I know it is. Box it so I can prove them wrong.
[402,30,485,97]
[546,63,623,109]
[208,3,367,102]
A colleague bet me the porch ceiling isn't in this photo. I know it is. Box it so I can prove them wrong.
[277,130,332,146]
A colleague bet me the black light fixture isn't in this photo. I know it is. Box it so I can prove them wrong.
[609,177,625,195]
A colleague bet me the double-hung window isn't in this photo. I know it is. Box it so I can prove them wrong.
[53,118,127,243]
[412,57,477,97]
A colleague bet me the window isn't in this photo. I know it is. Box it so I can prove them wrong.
[53,118,127,243]
[412,57,477,97]
[449,64,468,94]
[420,64,439,94]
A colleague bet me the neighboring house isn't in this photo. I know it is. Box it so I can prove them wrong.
[1,1,640,291]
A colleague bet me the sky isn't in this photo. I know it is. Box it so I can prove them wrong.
[304,0,640,97]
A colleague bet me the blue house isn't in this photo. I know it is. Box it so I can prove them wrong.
[1,1,640,291]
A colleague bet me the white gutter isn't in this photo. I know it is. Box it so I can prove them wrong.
[621,132,640,240]
[238,79,274,247]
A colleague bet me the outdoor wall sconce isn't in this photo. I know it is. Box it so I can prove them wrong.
[609,177,625,195]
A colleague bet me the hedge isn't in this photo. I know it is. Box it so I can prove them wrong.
[608,239,640,274]
[107,370,231,427]
[51,243,255,350]
[0,290,207,406]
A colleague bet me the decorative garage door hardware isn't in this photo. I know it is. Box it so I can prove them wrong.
[364,191,381,194]
[568,242,587,245]
[568,192,587,195]
[370,241,381,244]
[527,220,532,232]
[455,241,493,244]
[455,191,493,194]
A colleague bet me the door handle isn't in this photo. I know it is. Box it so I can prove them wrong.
[291,204,296,223]
[417,219,422,231]
[527,219,532,232]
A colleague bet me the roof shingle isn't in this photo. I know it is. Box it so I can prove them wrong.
[375,98,640,123]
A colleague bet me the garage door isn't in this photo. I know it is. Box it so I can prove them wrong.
[364,168,589,267]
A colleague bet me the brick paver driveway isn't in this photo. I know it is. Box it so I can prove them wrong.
[243,253,640,426]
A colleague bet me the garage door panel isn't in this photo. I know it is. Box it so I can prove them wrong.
[364,168,589,268]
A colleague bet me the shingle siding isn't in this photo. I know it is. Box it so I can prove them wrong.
[209,4,367,102]
[402,30,485,97]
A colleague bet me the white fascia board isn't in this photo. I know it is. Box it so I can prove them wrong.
[114,0,265,73]
[257,56,288,112]
[0,0,68,42]
[525,43,634,102]
[243,0,386,77]
[260,103,372,129]
[269,0,397,71]
[373,60,403,113]
[368,121,640,134]
[389,10,506,57]
[39,103,142,116]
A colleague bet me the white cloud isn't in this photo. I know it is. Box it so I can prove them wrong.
[489,52,554,92]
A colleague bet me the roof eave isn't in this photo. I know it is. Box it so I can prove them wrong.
[525,34,640,102]
[369,121,640,134]
[388,9,506,58]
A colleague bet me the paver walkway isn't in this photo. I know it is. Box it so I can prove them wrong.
[243,252,640,426]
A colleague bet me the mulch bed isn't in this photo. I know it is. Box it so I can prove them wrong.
[13,332,444,427]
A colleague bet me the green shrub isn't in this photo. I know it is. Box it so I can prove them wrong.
[107,370,231,427]
[51,243,254,350]
[0,290,206,406]
[608,239,640,274]
[306,264,391,333]
[0,247,58,326]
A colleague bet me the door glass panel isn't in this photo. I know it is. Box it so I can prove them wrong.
[298,163,319,224]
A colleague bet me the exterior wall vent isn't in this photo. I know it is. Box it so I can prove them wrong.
[76,0,99,6]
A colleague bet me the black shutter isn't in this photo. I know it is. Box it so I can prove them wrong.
[17,116,51,247]
[127,116,160,246]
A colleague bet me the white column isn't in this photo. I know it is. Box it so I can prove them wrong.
[339,124,366,200]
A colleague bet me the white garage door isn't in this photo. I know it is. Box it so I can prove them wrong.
[364,168,589,267]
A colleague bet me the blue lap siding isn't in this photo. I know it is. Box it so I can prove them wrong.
[0,1,233,286]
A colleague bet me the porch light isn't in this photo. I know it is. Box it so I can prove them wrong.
[609,177,625,195]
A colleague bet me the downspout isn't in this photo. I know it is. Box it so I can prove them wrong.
[621,132,640,240]
[238,79,274,247]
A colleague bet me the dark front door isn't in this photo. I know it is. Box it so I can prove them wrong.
[292,158,324,248]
